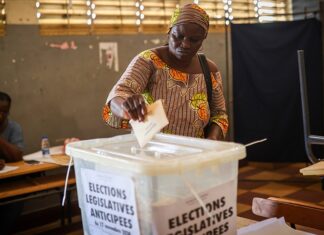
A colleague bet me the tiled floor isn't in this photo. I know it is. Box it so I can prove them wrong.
[13,162,324,234]
[237,162,324,234]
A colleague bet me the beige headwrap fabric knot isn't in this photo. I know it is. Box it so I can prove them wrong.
[169,3,209,34]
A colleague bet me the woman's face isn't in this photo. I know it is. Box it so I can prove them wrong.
[168,23,206,61]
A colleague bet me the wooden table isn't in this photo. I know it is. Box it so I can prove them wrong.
[300,161,324,190]
[0,161,63,179]
[0,160,76,200]
[0,159,76,225]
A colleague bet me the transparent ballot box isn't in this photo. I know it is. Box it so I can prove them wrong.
[66,133,246,235]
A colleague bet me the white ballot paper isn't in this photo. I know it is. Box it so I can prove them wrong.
[237,217,315,235]
[130,99,169,148]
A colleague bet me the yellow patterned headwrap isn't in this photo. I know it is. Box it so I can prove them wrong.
[169,3,209,34]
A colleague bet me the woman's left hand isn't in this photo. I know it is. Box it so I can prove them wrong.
[205,123,224,141]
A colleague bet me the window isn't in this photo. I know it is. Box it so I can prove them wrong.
[0,0,5,36]
[198,1,227,29]
[36,0,292,35]
[229,0,292,23]
[36,0,180,34]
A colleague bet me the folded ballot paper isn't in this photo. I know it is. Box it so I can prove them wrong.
[237,217,315,235]
[130,99,169,148]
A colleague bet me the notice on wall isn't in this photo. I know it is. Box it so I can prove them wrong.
[80,168,140,235]
[99,42,119,72]
[151,180,236,235]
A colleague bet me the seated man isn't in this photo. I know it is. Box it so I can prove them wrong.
[0,91,24,163]
[0,91,24,235]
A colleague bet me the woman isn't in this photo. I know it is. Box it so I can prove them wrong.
[103,3,228,140]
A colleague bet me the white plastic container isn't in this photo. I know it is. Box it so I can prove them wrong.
[66,133,246,235]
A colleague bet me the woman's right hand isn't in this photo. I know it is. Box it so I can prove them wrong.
[121,95,148,122]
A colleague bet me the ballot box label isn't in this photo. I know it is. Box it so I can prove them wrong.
[151,180,237,235]
[80,168,140,235]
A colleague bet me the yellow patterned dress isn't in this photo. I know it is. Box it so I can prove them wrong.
[103,49,228,139]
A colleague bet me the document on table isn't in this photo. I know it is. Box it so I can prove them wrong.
[237,217,314,235]
[130,99,169,148]
[23,145,71,166]
[0,165,19,174]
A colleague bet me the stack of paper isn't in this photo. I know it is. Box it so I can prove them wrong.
[300,161,324,176]
[238,217,315,235]
[0,165,19,174]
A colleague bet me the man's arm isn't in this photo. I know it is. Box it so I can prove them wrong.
[0,138,23,162]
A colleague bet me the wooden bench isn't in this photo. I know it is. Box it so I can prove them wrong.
[0,173,76,200]
[0,160,76,225]
[252,197,324,231]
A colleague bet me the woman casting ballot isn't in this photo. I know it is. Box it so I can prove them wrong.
[103,3,228,141]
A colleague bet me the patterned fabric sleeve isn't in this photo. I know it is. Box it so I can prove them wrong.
[209,71,229,138]
[102,104,131,129]
[102,51,154,129]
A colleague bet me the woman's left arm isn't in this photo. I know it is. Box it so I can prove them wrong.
[207,67,229,140]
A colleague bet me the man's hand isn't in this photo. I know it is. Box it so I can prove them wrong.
[0,159,5,170]
[0,138,23,162]
[63,137,80,153]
